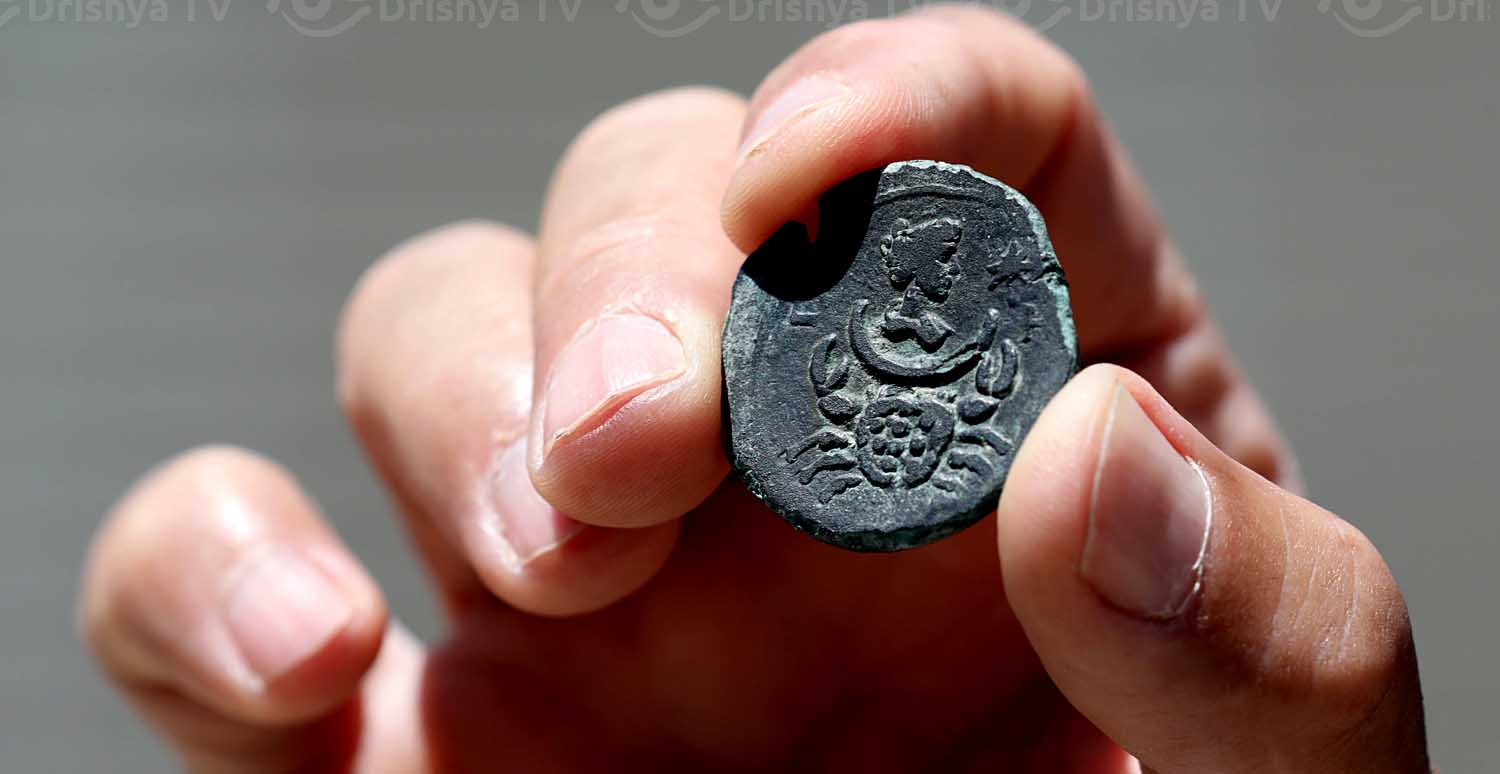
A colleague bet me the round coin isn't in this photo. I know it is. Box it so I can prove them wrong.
[723,160,1077,552]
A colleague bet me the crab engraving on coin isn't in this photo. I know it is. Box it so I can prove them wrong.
[722,160,1077,552]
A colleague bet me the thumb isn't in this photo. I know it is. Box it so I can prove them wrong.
[997,365,1428,773]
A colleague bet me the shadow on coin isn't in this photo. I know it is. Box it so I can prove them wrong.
[739,169,880,302]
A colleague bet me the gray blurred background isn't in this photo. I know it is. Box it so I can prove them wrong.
[2,1,1496,770]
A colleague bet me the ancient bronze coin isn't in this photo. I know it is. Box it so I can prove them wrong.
[722,160,1077,552]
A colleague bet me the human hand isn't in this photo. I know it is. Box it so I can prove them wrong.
[78,6,1428,772]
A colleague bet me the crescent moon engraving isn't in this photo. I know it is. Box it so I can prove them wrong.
[847,300,998,384]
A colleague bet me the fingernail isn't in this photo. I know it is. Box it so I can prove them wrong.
[542,314,686,454]
[1081,385,1213,620]
[490,443,584,569]
[739,75,852,159]
[222,547,352,684]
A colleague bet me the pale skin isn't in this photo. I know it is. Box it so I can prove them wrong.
[77,7,1430,772]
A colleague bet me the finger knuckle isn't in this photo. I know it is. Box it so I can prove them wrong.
[911,1,1032,32]
[927,6,1093,115]
[792,9,1092,138]
[114,446,266,530]
[113,447,276,539]
[536,213,695,304]
[797,17,905,67]
[348,220,527,321]
[1053,52,1094,122]
[337,219,529,402]
[991,29,1092,121]
[916,3,1078,62]
[110,446,283,545]
[569,86,744,157]
[78,445,269,656]
[168,444,270,480]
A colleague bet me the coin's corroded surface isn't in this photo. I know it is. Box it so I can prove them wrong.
[723,160,1077,552]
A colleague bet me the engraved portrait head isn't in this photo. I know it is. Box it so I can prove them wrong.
[880,216,964,301]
